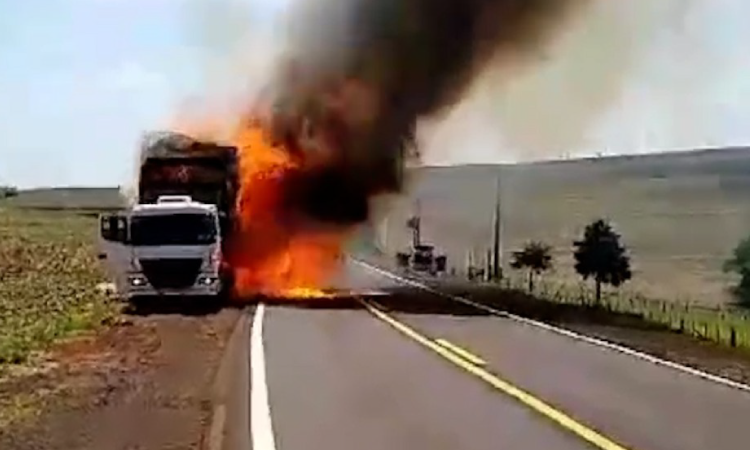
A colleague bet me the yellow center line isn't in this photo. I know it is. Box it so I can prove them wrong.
[360,299,633,450]
[369,300,387,311]
[435,338,487,366]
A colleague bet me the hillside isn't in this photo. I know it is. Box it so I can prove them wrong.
[1,187,123,210]
[377,146,750,305]
[4,146,750,305]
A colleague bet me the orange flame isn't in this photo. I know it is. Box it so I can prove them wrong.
[224,118,348,299]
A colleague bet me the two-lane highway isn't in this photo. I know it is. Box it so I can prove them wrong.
[262,305,594,450]
[245,261,750,450]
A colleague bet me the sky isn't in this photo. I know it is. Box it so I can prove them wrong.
[0,0,749,188]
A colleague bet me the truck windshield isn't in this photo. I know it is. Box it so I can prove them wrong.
[130,213,217,246]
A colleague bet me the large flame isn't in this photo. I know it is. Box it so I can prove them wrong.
[224,117,348,299]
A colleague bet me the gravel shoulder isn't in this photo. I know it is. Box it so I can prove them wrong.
[0,305,242,450]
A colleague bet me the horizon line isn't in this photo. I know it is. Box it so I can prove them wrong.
[10,144,750,191]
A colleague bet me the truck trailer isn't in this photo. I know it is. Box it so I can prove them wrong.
[98,131,240,301]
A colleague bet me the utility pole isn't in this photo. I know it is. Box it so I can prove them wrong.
[491,175,502,281]
[412,198,421,248]
[380,215,389,253]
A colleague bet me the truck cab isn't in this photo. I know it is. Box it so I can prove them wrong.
[98,195,224,300]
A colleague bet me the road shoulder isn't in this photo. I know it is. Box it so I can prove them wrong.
[0,306,242,450]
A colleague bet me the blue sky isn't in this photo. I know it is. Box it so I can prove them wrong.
[0,0,285,188]
[1,0,749,187]
[0,0,200,188]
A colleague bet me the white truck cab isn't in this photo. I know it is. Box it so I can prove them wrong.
[98,195,224,300]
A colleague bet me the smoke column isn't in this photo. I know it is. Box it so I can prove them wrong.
[590,0,746,154]
[261,0,593,226]
[172,0,706,228]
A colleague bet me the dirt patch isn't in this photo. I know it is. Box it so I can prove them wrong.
[0,307,242,450]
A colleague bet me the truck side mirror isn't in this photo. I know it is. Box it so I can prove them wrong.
[115,217,128,243]
[99,214,114,240]
[100,213,129,243]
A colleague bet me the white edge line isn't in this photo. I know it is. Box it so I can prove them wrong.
[353,259,750,393]
[251,303,278,450]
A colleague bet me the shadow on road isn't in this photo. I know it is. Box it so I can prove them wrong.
[255,280,672,331]
[257,287,492,317]
[119,279,659,326]
[124,296,240,317]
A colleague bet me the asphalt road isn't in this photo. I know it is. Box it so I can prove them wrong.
[248,261,750,450]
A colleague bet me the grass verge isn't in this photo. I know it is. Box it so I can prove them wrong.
[0,208,117,370]
[493,275,750,349]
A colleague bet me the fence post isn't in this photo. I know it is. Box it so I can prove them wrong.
[731,326,737,347]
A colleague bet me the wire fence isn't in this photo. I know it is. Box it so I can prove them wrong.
[497,274,750,350]
[365,245,750,350]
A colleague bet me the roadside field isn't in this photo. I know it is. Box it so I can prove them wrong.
[377,148,750,307]
[0,205,240,448]
[0,207,116,367]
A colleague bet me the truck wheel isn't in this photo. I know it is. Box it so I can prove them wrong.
[219,270,235,302]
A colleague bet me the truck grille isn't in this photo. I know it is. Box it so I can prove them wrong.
[138,258,203,289]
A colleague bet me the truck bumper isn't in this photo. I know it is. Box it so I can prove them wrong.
[124,275,223,299]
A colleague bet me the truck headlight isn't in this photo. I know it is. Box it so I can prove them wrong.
[128,275,147,286]
[198,276,217,286]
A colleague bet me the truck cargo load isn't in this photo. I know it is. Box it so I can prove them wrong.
[137,131,239,226]
[98,131,241,301]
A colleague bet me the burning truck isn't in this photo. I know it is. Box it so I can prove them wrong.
[136,131,240,240]
[98,131,240,301]
[97,74,421,302]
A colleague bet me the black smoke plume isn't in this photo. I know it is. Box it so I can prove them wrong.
[269,0,587,226]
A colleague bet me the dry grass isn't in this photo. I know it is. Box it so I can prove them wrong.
[0,207,117,368]
[377,148,750,306]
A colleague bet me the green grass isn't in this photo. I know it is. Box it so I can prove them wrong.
[507,275,750,349]
[0,208,117,368]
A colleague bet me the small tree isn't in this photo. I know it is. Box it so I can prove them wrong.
[723,235,750,303]
[573,219,632,303]
[510,241,553,293]
[0,186,18,199]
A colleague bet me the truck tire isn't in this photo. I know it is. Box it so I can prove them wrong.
[219,268,235,302]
